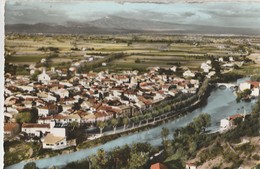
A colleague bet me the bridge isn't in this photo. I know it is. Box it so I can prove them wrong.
[216,83,237,89]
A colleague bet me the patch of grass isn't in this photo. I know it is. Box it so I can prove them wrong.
[4,141,40,167]
[6,56,44,63]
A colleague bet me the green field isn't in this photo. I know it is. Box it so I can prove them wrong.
[5,34,260,72]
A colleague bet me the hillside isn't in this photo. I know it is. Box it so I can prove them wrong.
[5,16,260,35]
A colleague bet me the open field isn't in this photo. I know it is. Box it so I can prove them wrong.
[5,34,260,72]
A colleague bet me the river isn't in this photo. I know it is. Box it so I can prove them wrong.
[5,77,255,169]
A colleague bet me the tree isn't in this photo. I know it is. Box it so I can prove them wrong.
[144,113,152,124]
[70,121,79,131]
[97,121,106,135]
[163,139,174,156]
[24,162,38,169]
[123,117,129,130]
[152,110,159,122]
[173,128,181,138]
[127,41,132,46]
[111,118,118,134]
[89,149,109,169]
[128,152,149,169]
[193,113,211,133]
[210,57,221,76]
[110,145,131,169]
[161,127,170,142]
[138,115,143,126]
[132,116,139,128]
[30,107,38,123]
[16,112,31,123]
[135,58,141,63]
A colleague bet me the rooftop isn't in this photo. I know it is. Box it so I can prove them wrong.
[22,123,50,128]
[42,133,65,144]
[150,163,168,169]
[4,123,19,132]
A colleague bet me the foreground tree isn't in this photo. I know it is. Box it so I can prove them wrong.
[23,162,38,169]
[89,149,109,169]
[128,152,149,169]
[110,145,131,169]
[193,113,211,133]
[161,127,169,142]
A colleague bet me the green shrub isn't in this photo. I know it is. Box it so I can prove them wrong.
[252,154,260,161]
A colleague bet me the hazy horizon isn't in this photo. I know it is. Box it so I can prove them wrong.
[5,0,260,30]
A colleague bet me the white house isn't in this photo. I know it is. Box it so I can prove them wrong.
[219,57,224,62]
[200,63,212,73]
[38,105,58,117]
[42,126,68,150]
[17,86,34,92]
[220,118,231,131]
[22,123,51,137]
[239,82,251,91]
[183,70,195,78]
[220,114,243,132]
[38,114,81,125]
[54,88,69,98]
[170,66,177,72]
[41,58,47,64]
[206,71,216,78]
[38,68,51,84]
[251,88,260,97]
[42,133,67,150]
[206,60,211,65]
[186,163,197,169]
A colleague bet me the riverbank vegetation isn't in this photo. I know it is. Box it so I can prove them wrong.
[57,97,259,169]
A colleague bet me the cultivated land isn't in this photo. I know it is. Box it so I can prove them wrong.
[5,34,260,73]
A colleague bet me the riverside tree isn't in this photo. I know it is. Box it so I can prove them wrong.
[111,118,119,134]
[123,117,129,130]
[97,121,106,135]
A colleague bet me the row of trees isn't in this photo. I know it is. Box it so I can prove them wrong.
[60,142,154,169]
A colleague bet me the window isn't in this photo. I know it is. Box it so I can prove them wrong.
[56,143,59,145]
[61,142,63,145]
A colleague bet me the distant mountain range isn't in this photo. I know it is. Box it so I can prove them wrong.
[5,16,260,35]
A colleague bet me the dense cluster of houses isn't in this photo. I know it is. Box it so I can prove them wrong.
[4,66,201,149]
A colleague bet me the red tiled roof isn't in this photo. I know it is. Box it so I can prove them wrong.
[22,123,50,128]
[4,123,19,132]
[186,162,197,167]
[248,81,260,88]
[150,163,168,169]
[229,114,243,120]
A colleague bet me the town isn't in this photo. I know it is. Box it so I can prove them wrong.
[4,40,260,160]
[5,63,202,149]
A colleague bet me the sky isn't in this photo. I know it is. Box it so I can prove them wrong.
[4,0,260,28]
